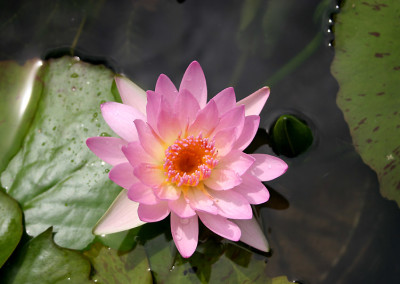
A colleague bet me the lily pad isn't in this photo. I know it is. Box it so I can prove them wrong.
[84,242,152,283]
[1,56,122,249]
[0,190,23,268]
[331,0,400,205]
[1,228,91,284]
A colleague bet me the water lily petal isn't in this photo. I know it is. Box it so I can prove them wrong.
[153,183,181,201]
[109,162,138,189]
[86,137,127,166]
[204,167,242,191]
[93,189,145,235]
[234,115,260,151]
[145,90,161,132]
[170,212,198,258]
[134,119,165,160]
[127,182,159,205]
[232,216,270,252]
[138,202,170,222]
[250,154,288,181]
[157,96,181,144]
[169,194,196,218]
[122,141,155,166]
[209,189,252,219]
[232,173,269,204]
[213,127,237,157]
[188,99,219,137]
[179,61,207,108]
[101,102,145,142]
[175,89,200,131]
[211,87,236,115]
[237,87,270,116]
[134,163,165,187]
[186,187,218,215]
[218,150,255,176]
[212,105,245,138]
[114,76,147,114]
[155,74,178,105]
[197,211,241,241]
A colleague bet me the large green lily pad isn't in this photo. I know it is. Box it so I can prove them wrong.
[1,228,91,283]
[1,56,121,249]
[331,0,400,205]
[0,190,23,268]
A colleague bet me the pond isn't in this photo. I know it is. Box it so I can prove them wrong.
[0,0,399,283]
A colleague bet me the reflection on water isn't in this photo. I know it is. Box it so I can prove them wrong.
[1,0,400,283]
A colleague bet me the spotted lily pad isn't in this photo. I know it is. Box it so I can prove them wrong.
[1,56,122,249]
[331,0,400,205]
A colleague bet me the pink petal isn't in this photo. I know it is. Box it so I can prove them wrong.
[86,137,128,166]
[237,87,270,116]
[203,168,242,191]
[109,162,138,189]
[179,61,207,108]
[122,141,155,166]
[208,189,252,220]
[211,105,245,138]
[137,202,170,222]
[249,154,288,181]
[157,96,181,144]
[233,115,260,151]
[134,120,165,160]
[101,102,145,142]
[188,100,219,137]
[186,187,218,215]
[233,216,270,252]
[155,74,178,105]
[114,76,147,114]
[213,127,237,157]
[197,211,241,241]
[232,173,269,204]
[168,194,196,218]
[145,90,161,132]
[93,189,145,235]
[153,183,181,201]
[127,182,159,205]
[170,212,198,258]
[174,89,200,131]
[211,87,236,115]
[218,150,255,176]
[134,163,165,188]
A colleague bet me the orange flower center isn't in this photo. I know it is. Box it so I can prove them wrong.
[163,135,218,187]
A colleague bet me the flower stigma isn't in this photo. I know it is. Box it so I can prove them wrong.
[163,134,218,187]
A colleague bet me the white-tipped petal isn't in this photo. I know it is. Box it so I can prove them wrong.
[232,216,270,252]
[93,189,145,235]
[115,76,147,115]
[237,87,270,116]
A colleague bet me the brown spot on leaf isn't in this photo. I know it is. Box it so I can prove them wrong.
[376,114,382,117]
[358,118,367,125]
[375,52,390,58]
[358,93,366,96]
[377,92,385,96]
[394,66,400,70]
[384,161,395,170]
[397,182,400,190]
[373,126,380,132]
[353,126,359,131]
[366,139,373,143]
[368,32,380,37]
[397,125,400,128]
[345,98,352,101]
[394,111,398,115]
[362,2,388,11]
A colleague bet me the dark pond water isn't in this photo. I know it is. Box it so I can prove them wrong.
[1,0,400,283]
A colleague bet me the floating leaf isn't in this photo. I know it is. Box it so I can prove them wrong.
[1,56,122,249]
[0,59,44,172]
[84,242,152,284]
[1,228,91,283]
[269,114,313,157]
[0,190,23,268]
[331,0,400,205]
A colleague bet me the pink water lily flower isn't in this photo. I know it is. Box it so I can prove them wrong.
[87,61,287,258]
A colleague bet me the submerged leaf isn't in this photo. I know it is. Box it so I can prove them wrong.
[1,228,91,283]
[331,0,400,205]
[0,190,23,268]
